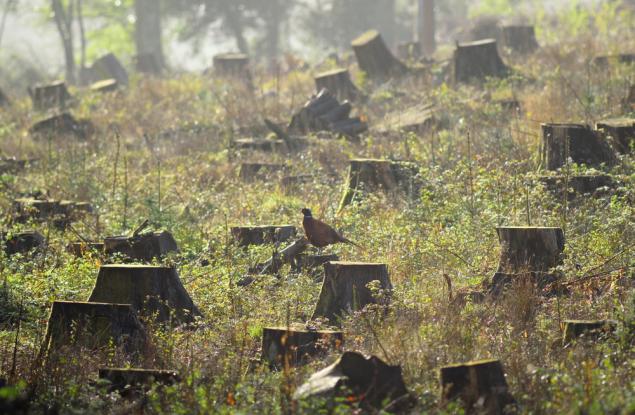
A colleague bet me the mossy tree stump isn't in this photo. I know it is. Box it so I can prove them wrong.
[29,81,73,111]
[88,265,200,324]
[238,162,287,182]
[339,159,421,210]
[3,231,45,256]
[42,301,147,361]
[351,30,408,82]
[312,262,392,323]
[541,123,617,170]
[89,53,129,86]
[440,359,515,415]
[294,351,412,412]
[490,227,565,295]
[453,39,508,84]
[231,225,296,247]
[98,368,179,393]
[261,327,343,368]
[540,174,615,200]
[595,118,635,155]
[103,230,178,262]
[213,53,251,82]
[562,320,618,345]
[314,68,360,102]
[499,25,539,54]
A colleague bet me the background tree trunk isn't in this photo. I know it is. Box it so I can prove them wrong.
[51,0,76,84]
[418,0,436,56]
[134,0,164,69]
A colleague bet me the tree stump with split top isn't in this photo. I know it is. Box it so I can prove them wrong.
[453,39,508,84]
[104,230,178,262]
[314,68,360,102]
[88,265,200,324]
[312,262,392,323]
[29,81,73,111]
[351,30,408,82]
[595,118,635,154]
[42,301,147,361]
[440,359,515,415]
[339,158,421,210]
[261,327,343,368]
[541,123,617,170]
[499,25,539,54]
[562,320,618,345]
[490,227,564,295]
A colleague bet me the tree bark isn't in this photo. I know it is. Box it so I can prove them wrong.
[51,0,76,84]
[134,0,164,69]
[418,0,436,57]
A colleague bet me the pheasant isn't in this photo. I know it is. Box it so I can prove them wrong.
[301,208,362,249]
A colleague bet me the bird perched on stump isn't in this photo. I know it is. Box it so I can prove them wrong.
[301,208,362,249]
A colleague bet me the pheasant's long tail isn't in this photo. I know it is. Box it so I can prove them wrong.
[342,237,364,250]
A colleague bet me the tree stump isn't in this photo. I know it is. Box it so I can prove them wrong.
[293,351,412,412]
[98,368,179,393]
[3,231,45,256]
[88,265,200,325]
[12,198,84,228]
[314,68,360,102]
[292,254,339,274]
[231,225,296,247]
[499,25,539,54]
[90,79,119,93]
[541,123,617,170]
[339,159,421,210]
[453,39,508,84]
[66,241,104,257]
[440,359,515,415]
[135,53,162,75]
[595,118,635,154]
[89,53,129,86]
[261,327,343,368]
[311,262,392,323]
[562,320,618,345]
[29,81,73,111]
[238,162,287,182]
[104,230,179,262]
[42,301,147,361]
[351,30,408,82]
[489,227,565,295]
[540,174,615,200]
[213,53,251,82]
[29,113,92,140]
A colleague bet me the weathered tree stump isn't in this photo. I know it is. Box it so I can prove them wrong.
[562,320,618,345]
[231,225,296,247]
[261,327,343,368]
[489,227,565,295]
[238,162,287,182]
[339,159,421,210]
[3,231,45,256]
[294,351,412,412]
[89,53,129,86]
[90,79,119,93]
[104,230,178,262]
[98,368,179,392]
[29,113,92,140]
[440,359,515,415]
[292,253,339,274]
[314,68,360,102]
[541,123,617,170]
[312,262,392,323]
[88,265,200,324]
[540,174,615,200]
[66,241,104,257]
[595,118,635,154]
[213,53,251,81]
[42,301,147,360]
[453,39,508,84]
[135,53,162,75]
[499,25,539,54]
[29,81,73,111]
[351,30,408,82]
